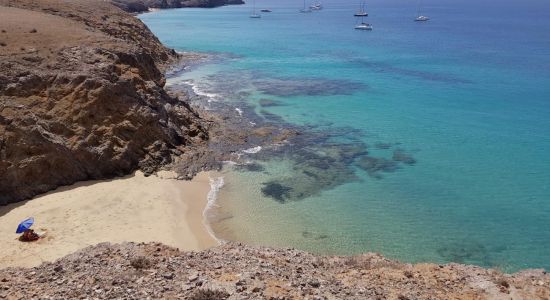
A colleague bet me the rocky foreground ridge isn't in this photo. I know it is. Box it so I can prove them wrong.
[0,242,548,299]
[0,0,209,204]
[112,0,245,13]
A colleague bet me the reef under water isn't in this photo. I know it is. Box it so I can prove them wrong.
[252,129,417,203]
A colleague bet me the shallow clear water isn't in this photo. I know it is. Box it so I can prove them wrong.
[140,0,550,272]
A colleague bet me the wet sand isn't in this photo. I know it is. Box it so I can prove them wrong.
[0,171,218,268]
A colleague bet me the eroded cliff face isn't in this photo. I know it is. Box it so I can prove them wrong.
[0,0,208,204]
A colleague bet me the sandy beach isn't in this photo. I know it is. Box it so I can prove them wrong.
[0,171,218,269]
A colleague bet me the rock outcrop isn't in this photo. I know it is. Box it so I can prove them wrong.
[0,0,208,204]
[1,242,548,299]
[111,0,245,13]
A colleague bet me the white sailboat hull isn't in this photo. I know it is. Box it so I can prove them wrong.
[355,24,373,30]
[415,16,429,21]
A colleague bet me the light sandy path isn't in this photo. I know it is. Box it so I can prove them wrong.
[0,171,218,268]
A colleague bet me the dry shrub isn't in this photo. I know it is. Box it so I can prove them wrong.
[130,256,151,269]
[344,255,400,270]
[403,270,414,278]
[496,278,510,288]
[344,256,359,267]
[189,289,230,300]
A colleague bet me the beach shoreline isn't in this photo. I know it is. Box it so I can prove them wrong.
[0,171,218,269]
[2,0,548,284]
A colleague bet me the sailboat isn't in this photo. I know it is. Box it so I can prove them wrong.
[250,0,261,18]
[310,1,322,10]
[354,1,368,17]
[355,16,373,30]
[414,0,429,21]
[300,0,312,13]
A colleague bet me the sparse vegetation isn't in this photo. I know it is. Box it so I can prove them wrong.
[313,257,327,267]
[344,256,359,267]
[29,28,37,33]
[0,42,6,47]
[129,256,151,269]
[0,242,548,299]
[496,278,510,288]
[189,289,230,300]
[343,255,399,270]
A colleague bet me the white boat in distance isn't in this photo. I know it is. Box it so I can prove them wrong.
[354,1,368,17]
[415,15,429,21]
[414,0,429,21]
[355,22,373,30]
[300,0,312,12]
[310,2,322,10]
[250,0,261,18]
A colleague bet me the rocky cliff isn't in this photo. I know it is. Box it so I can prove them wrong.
[112,0,245,13]
[0,0,208,205]
[1,242,548,299]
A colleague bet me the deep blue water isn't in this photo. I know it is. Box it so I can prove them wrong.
[140,0,550,272]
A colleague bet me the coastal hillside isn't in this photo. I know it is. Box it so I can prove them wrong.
[1,242,549,299]
[0,0,208,204]
[111,0,245,13]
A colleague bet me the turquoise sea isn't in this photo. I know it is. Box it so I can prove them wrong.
[140,0,550,272]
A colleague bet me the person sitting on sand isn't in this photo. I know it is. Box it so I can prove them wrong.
[20,229,40,242]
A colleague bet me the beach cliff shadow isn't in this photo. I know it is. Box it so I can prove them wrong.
[0,174,134,218]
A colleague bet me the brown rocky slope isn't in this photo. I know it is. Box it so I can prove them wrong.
[0,242,548,299]
[0,0,208,205]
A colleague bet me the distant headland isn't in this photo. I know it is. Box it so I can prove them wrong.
[111,0,245,13]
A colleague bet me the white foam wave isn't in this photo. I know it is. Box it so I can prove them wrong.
[235,108,243,116]
[191,84,219,100]
[203,176,225,244]
[207,176,224,210]
[242,146,262,154]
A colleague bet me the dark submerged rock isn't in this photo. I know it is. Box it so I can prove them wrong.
[261,182,293,203]
[375,142,393,150]
[234,163,265,172]
[354,59,472,84]
[392,149,417,165]
[258,99,285,107]
[437,241,492,267]
[357,156,399,178]
[253,76,365,97]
